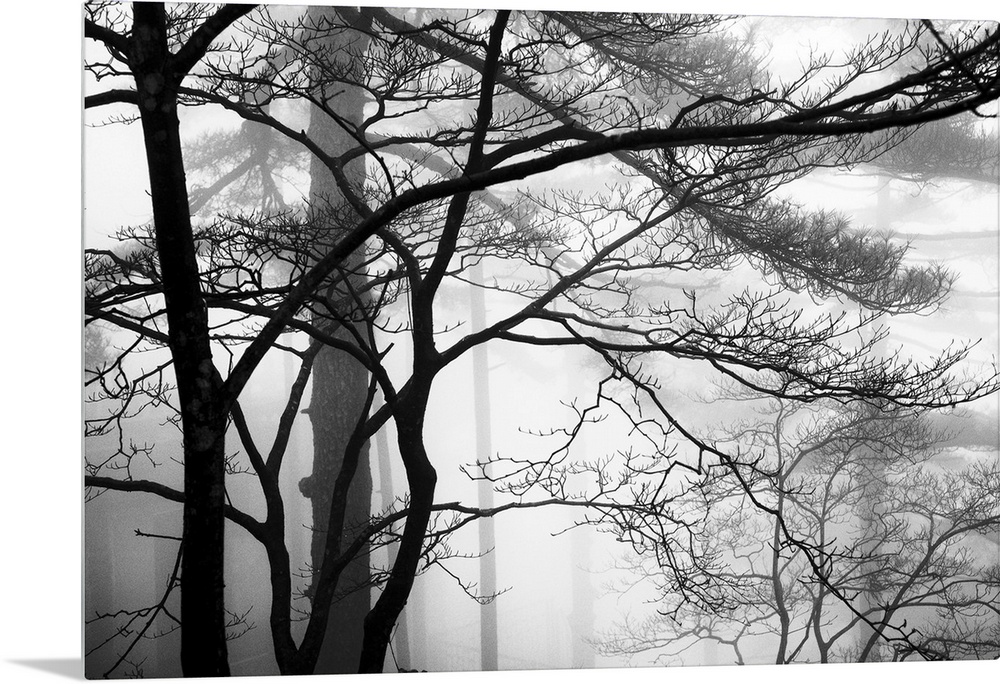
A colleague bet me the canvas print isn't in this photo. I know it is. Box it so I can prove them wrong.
[83,2,1000,678]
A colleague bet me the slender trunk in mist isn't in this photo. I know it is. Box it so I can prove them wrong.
[468,263,500,670]
[541,249,596,668]
[771,490,791,664]
[566,392,594,668]
[84,502,115,679]
[569,527,595,668]
[301,7,373,673]
[282,334,310,645]
[128,5,237,675]
[152,504,183,677]
[855,176,892,663]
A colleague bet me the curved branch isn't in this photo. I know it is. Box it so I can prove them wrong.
[85,475,266,542]
[85,17,129,56]
[172,4,259,78]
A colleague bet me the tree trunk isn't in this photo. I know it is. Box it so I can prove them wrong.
[569,526,595,668]
[771,492,790,664]
[469,262,499,670]
[855,176,892,663]
[305,339,372,674]
[360,391,438,673]
[301,6,373,674]
[375,425,411,670]
[129,5,229,676]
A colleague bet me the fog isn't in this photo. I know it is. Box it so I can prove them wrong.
[83,5,1000,678]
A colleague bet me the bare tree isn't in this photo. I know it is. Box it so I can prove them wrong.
[595,398,1000,664]
[85,2,257,676]
[85,5,1000,675]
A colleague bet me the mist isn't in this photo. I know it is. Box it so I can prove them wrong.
[83,4,1000,678]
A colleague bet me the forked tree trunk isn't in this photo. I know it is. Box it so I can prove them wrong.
[360,388,438,672]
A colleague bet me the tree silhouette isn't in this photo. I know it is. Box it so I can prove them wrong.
[85,5,1000,675]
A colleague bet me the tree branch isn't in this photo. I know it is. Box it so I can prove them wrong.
[85,476,266,542]
[85,89,140,109]
[85,17,130,56]
[171,3,259,78]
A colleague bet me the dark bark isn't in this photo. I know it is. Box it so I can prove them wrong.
[260,344,319,674]
[110,4,254,675]
[360,388,438,673]
[128,4,229,676]
[375,426,411,669]
[359,13,510,671]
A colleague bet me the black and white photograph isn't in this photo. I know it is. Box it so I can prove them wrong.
[71,0,1000,679]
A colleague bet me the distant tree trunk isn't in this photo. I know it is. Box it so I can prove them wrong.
[569,526,595,668]
[401,538,427,669]
[855,175,892,663]
[565,389,594,668]
[281,334,310,645]
[305,331,372,675]
[545,258,594,669]
[300,6,373,674]
[152,503,183,678]
[83,500,114,679]
[129,5,230,675]
[469,262,499,670]
[771,491,791,664]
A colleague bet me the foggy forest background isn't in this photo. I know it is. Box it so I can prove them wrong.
[82,3,1000,679]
